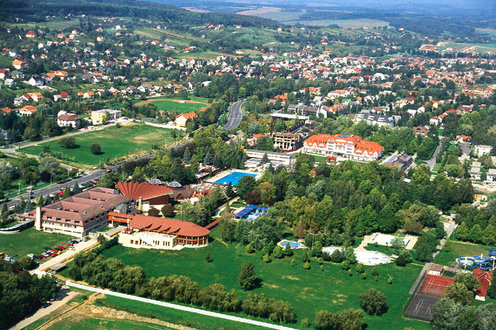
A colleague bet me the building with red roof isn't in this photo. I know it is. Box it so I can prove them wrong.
[474,268,493,301]
[22,187,133,237]
[303,134,383,162]
[116,181,173,212]
[110,213,210,249]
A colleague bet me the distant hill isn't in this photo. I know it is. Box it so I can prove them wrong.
[0,0,278,29]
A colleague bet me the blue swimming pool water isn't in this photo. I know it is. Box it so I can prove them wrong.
[280,241,302,248]
[214,172,257,186]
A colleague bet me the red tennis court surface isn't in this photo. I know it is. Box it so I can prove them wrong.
[405,274,454,321]
[419,274,454,297]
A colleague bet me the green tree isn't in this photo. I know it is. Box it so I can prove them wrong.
[359,288,387,315]
[236,175,257,198]
[453,273,480,292]
[59,136,77,148]
[90,143,102,155]
[237,261,258,290]
[161,204,175,217]
[446,282,474,305]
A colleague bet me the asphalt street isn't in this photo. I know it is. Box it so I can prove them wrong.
[224,100,245,131]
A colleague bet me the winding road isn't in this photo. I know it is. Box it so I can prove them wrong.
[224,100,245,131]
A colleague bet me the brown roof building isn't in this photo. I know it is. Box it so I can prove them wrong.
[23,187,132,237]
[109,213,210,249]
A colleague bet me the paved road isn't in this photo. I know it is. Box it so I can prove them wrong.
[224,100,245,131]
[459,142,471,163]
[67,281,295,330]
[11,290,79,330]
[426,141,443,170]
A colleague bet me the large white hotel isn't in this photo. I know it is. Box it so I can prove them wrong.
[302,134,384,162]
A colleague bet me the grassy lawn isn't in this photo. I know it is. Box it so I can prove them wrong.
[434,240,495,266]
[0,55,12,67]
[134,99,208,113]
[432,163,442,173]
[93,295,259,330]
[97,229,429,329]
[46,313,169,330]
[20,124,176,166]
[0,227,71,257]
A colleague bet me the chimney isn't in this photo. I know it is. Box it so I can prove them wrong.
[35,206,42,231]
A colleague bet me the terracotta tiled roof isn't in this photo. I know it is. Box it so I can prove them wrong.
[129,214,210,237]
[116,182,173,201]
[474,268,493,298]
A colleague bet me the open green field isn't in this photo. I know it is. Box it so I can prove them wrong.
[21,124,175,166]
[0,227,70,257]
[47,314,171,330]
[434,240,495,266]
[133,99,208,113]
[0,55,12,67]
[93,295,260,330]
[98,229,429,329]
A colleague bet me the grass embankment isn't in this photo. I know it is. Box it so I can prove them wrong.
[133,98,209,113]
[21,124,175,167]
[0,227,71,257]
[434,240,495,266]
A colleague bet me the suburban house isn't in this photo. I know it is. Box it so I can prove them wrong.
[486,169,496,183]
[175,112,198,127]
[91,109,121,124]
[109,213,210,250]
[303,134,384,162]
[57,111,80,128]
[475,145,493,157]
[413,126,431,137]
[19,105,37,116]
[470,162,482,181]
[23,187,132,237]
[116,181,174,212]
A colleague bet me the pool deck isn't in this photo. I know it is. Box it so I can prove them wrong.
[207,169,260,184]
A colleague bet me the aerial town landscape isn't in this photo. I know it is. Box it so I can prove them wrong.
[0,0,496,329]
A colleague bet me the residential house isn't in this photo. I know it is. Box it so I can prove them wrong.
[91,109,121,124]
[475,145,493,157]
[57,112,80,128]
[175,112,198,128]
[413,126,431,137]
[19,105,36,116]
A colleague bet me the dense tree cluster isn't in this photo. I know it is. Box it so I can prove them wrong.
[0,259,59,328]
[236,157,472,246]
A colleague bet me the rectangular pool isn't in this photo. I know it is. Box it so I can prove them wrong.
[214,171,257,186]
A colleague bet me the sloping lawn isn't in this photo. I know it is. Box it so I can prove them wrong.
[0,227,71,257]
[20,124,175,166]
[99,229,429,329]
[434,240,495,266]
[133,99,208,113]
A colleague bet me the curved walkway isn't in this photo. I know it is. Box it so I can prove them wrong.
[66,281,295,330]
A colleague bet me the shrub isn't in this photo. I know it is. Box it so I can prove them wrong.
[359,288,387,315]
[303,261,311,270]
[90,143,102,155]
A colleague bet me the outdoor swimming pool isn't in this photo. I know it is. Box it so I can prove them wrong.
[214,171,257,186]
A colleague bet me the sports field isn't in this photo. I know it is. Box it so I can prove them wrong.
[0,227,71,257]
[21,124,176,166]
[98,229,429,329]
[133,98,209,113]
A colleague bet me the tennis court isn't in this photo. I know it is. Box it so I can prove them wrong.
[405,274,454,321]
